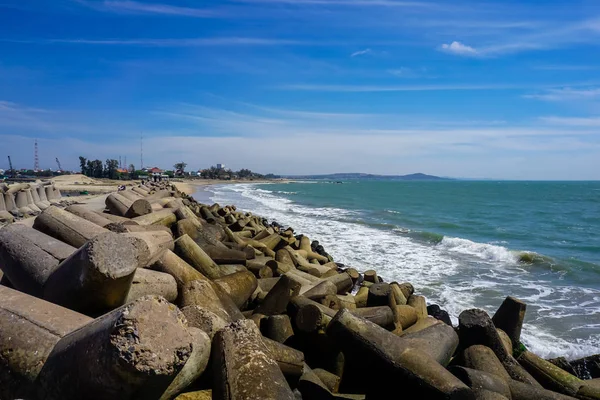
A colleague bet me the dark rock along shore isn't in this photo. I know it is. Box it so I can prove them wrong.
[0,181,598,400]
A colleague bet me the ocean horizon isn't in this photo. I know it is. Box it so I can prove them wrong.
[193,179,600,360]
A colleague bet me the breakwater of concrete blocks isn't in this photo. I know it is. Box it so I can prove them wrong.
[0,181,72,225]
[0,181,598,400]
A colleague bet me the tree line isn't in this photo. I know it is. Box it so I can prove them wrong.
[77,157,278,180]
[198,166,278,180]
[78,157,132,180]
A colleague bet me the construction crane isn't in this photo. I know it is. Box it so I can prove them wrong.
[55,157,62,172]
[7,155,14,176]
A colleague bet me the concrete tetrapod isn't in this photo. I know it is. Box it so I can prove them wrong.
[34,205,110,248]
[407,294,428,319]
[326,308,474,399]
[125,268,178,303]
[25,188,42,212]
[254,274,302,316]
[15,190,34,215]
[4,192,18,216]
[182,305,229,339]
[175,234,224,280]
[213,269,258,309]
[449,366,512,399]
[179,279,244,322]
[212,319,295,400]
[458,309,541,387]
[507,379,578,400]
[400,319,459,366]
[124,230,174,267]
[66,204,114,227]
[517,351,583,397]
[30,185,49,210]
[133,208,177,227]
[0,224,76,296]
[461,345,512,382]
[262,336,306,380]
[492,296,526,348]
[36,296,195,400]
[263,314,295,344]
[0,285,92,399]
[159,327,211,400]
[43,231,144,314]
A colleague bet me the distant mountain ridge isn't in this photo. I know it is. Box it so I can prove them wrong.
[284,172,451,181]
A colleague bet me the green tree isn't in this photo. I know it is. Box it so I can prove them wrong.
[174,162,187,176]
[105,159,119,180]
[128,164,135,173]
[79,156,88,175]
[89,159,103,178]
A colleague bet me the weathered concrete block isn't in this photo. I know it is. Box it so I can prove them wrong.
[34,205,109,248]
[0,285,92,399]
[492,296,526,347]
[43,231,143,314]
[0,224,76,296]
[212,319,295,400]
[126,268,178,303]
[36,296,195,400]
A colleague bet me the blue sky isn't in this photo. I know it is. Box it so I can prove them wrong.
[1,0,600,179]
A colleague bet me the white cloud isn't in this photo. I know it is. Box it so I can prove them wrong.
[281,83,522,92]
[102,1,217,17]
[440,41,478,56]
[524,87,600,101]
[540,116,600,127]
[3,101,600,179]
[74,0,219,18]
[350,48,372,57]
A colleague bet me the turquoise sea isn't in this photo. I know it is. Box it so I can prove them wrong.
[194,180,600,359]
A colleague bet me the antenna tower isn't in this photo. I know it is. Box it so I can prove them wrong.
[34,139,39,171]
[140,134,144,170]
[124,156,127,170]
[119,156,122,170]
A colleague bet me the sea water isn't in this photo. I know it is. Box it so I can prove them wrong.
[194,180,600,359]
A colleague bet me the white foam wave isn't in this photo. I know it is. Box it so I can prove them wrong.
[211,183,600,360]
[438,237,519,264]
[385,209,401,214]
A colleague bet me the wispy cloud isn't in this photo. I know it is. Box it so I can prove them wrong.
[0,37,307,47]
[102,1,218,17]
[439,41,478,56]
[350,48,371,57]
[230,0,437,7]
[524,87,600,101]
[74,0,220,17]
[540,116,600,127]
[532,65,597,71]
[280,83,524,92]
[387,67,433,78]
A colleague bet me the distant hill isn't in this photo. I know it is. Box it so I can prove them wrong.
[284,172,451,181]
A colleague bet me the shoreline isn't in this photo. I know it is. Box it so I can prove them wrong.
[0,179,598,398]
[172,178,289,196]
